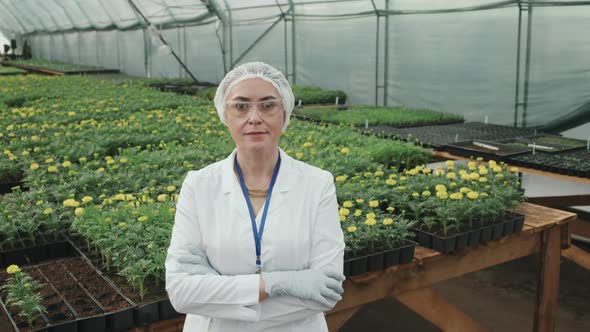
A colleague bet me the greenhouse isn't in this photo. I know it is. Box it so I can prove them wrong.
[0,1,589,331]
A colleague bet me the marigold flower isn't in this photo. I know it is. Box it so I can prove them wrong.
[366,212,376,219]
[30,162,39,170]
[422,168,432,174]
[493,166,503,173]
[461,174,471,181]
[118,222,127,230]
[383,218,394,225]
[495,173,505,179]
[396,186,406,191]
[79,157,87,163]
[45,158,54,163]
[354,209,363,216]
[169,208,176,214]
[387,206,395,212]
[469,173,480,180]
[167,185,176,192]
[446,172,456,179]
[368,200,379,208]
[340,147,350,154]
[480,193,489,198]
[47,166,58,173]
[412,192,420,198]
[460,187,471,193]
[479,168,488,175]
[445,160,454,168]
[157,194,168,202]
[479,177,488,183]
[436,191,449,199]
[296,152,303,159]
[422,191,431,197]
[43,208,54,215]
[120,157,128,164]
[510,167,519,173]
[347,226,357,232]
[335,175,347,182]
[138,216,148,222]
[467,192,479,200]
[97,167,105,172]
[6,265,20,274]
[343,201,353,208]
[399,176,407,181]
[435,184,447,192]
[303,142,312,148]
[364,219,377,226]
[339,215,346,222]
[63,199,80,207]
[386,178,396,186]
[375,170,384,177]
[62,161,71,167]
[74,207,85,216]
[82,196,93,203]
[339,208,350,216]
[355,198,364,203]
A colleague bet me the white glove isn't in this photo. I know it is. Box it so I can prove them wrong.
[263,270,345,307]
[176,246,219,276]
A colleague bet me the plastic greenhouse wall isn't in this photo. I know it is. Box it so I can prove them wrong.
[1,0,589,128]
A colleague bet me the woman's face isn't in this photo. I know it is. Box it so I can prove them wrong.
[224,78,285,152]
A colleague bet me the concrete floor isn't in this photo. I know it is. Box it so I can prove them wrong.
[341,250,590,332]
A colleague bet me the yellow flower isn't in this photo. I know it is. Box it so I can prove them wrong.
[434,170,444,176]
[479,168,488,175]
[445,160,454,168]
[303,142,312,148]
[339,215,346,222]
[374,170,384,177]
[450,192,464,200]
[446,172,456,179]
[422,191,431,197]
[343,201,353,208]
[459,187,471,193]
[168,207,176,214]
[45,158,54,163]
[493,166,503,173]
[6,265,20,274]
[412,192,420,198]
[106,159,115,165]
[495,173,504,179]
[479,177,488,183]
[396,186,406,191]
[387,206,395,212]
[138,216,148,222]
[295,152,303,159]
[369,200,379,208]
[510,167,519,173]
[47,166,58,173]
[43,208,54,215]
[81,196,93,203]
[30,162,39,170]
[74,207,85,216]
[480,193,489,198]
[355,198,364,203]
[118,222,127,230]
[120,157,128,163]
[347,226,357,232]
[399,176,407,181]
[435,184,447,192]
[63,199,80,207]
[167,185,176,192]
[461,174,471,181]
[364,218,377,226]
[335,175,347,182]
[469,172,480,180]
[467,192,479,200]
[386,178,397,186]
[340,147,350,154]
[383,218,394,225]
[79,157,87,163]
[354,209,363,216]
[97,167,105,172]
[24,283,31,288]
[125,194,134,201]
[62,161,72,167]
[113,193,126,201]
[366,212,376,219]
[489,160,497,167]
[364,172,372,177]
[157,194,168,202]
[476,157,483,162]
[422,168,432,174]
[339,208,350,216]
[436,191,449,199]
[467,161,477,169]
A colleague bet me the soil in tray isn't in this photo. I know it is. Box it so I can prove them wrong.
[36,261,103,318]
[448,142,528,156]
[60,259,131,312]
[360,122,539,148]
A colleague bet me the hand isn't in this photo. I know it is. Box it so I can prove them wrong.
[263,269,345,307]
[176,246,219,276]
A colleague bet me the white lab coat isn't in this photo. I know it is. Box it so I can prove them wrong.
[165,148,345,331]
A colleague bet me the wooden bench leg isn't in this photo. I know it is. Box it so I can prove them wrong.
[533,225,561,332]
[394,287,489,332]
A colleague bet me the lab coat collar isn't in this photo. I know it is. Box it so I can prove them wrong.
[221,147,296,194]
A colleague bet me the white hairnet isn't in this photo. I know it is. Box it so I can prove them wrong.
[213,62,295,131]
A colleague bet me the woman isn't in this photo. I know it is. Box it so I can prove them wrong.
[165,62,345,331]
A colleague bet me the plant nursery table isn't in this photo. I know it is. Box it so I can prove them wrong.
[325,202,575,332]
[434,150,590,272]
[129,203,574,332]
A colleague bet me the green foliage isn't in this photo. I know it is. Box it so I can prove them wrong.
[1,266,47,328]
[295,105,463,127]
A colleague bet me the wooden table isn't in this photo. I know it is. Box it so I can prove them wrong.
[129,203,575,332]
[325,202,576,332]
[433,150,590,272]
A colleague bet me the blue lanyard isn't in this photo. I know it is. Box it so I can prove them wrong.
[235,152,281,272]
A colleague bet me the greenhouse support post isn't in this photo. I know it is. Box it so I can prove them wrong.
[288,0,296,84]
[384,0,390,107]
[522,1,534,128]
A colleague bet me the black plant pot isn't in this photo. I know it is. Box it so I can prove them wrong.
[106,308,134,332]
[347,255,368,277]
[432,235,457,254]
[416,231,432,248]
[455,232,468,251]
[503,219,515,236]
[513,215,525,232]
[383,248,400,268]
[480,225,493,243]
[134,301,160,326]
[491,222,504,241]
[159,299,182,321]
[399,243,416,264]
[77,315,106,332]
[367,252,384,272]
[467,228,481,246]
